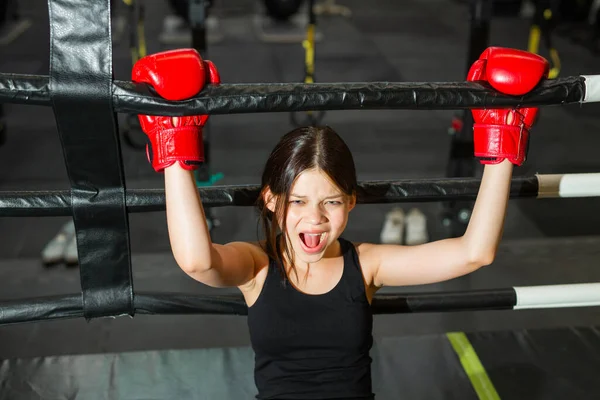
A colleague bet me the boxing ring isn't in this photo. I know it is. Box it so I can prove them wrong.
[2,0,600,398]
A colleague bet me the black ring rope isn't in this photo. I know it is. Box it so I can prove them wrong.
[0,175,541,216]
[0,74,587,114]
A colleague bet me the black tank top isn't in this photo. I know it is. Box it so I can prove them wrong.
[247,238,374,400]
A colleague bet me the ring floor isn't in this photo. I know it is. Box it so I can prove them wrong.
[1,0,600,399]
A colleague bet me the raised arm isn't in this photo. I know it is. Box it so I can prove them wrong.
[164,164,263,287]
[368,47,550,288]
[133,49,264,288]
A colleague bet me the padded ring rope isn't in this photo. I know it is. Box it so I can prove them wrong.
[4,282,600,325]
[0,173,597,216]
[48,0,133,319]
[0,74,593,114]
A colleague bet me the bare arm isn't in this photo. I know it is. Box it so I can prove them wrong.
[369,160,513,288]
[164,164,263,287]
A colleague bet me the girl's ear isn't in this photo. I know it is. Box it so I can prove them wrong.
[263,187,277,213]
[348,192,357,212]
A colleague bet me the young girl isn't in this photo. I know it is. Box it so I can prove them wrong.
[132,47,549,399]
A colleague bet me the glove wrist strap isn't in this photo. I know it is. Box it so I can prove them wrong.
[473,124,528,166]
[149,126,204,172]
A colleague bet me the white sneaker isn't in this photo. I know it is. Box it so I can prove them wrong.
[380,208,405,244]
[405,208,429,246]
[64,233,79,266]
[41,221,75,265]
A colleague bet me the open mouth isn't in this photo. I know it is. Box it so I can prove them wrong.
[299,232,328,254]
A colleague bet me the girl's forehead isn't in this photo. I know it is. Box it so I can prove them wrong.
[291,169,342,195]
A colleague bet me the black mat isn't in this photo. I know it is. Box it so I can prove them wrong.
[0,335,478,400]
[3,326,600,400]
[468,326,600,399]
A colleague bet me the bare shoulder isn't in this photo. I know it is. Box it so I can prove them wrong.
[353,242,381,281]
[235,240,270,291]
[249,240,270,263]
[354,242,379,261]
[230,240,270,272]
[226,240,267,257]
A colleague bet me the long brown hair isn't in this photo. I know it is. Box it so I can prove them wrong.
[256,126,357,280]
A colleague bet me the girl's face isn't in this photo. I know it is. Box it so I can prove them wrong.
[282,168,355,265]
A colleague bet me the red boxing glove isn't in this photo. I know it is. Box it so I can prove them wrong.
[132,49,221,172]
[468,47,549,166]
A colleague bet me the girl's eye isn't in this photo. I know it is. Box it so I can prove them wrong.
[327,201,341,205]
[290,200,303,204]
